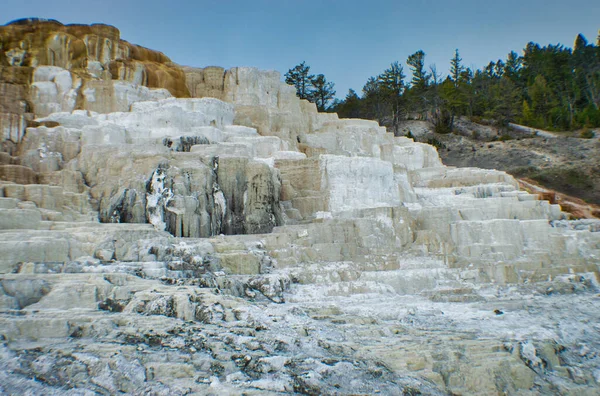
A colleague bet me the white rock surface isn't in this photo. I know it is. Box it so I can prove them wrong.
[0,64,599,395]
[29,66,174,117]
[30,66,80,117]
[320,155,400,213]
[0,113,26,144]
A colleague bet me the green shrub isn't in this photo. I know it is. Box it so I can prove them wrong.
[434,123,452,134]
[549,107,570,131]
[426,137,446,150]
[576,104,600,128]
[579,128,595,139]
[470,115,483,124]
[432,109,453,134]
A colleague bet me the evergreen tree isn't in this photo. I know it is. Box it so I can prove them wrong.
[494,60,505,78]
[445,50,471,120]
[485,61,497,78]
[285,62,314,100]
[407,50,430,90]
[503,51,523,84]
[362,77,387,122]
[492,78,521,126]
[450,49,464,86]
[285,62,338,112]
[378,61,406,128]
[521,100,534,125]
[310,74,336,111]
[329,29,600,131]
[528,75,554,127]
[573,33,600,111]
[379,61,406,97]
[470,70,493,117]
[406,50,430,119]
[334,89,362,118]
[574,33,588,52]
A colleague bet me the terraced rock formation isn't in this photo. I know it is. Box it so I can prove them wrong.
[1,20,600,395]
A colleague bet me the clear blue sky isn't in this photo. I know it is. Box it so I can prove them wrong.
[2,0,599,98]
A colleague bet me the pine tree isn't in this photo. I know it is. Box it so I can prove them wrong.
[521,100,534,125]
[406,50,430,119]
[379,61,405,97]
[362,77,387,122]
[378,61,406,127]
[574,33,588,52]
[492,78,521,126]
[330,29,600,131]
[485,61,498,79]
[310,74,336,111]
[285,62,314,100]
[450,49,464,86]
[573,33,600,113]
[334,89,362,118]
[528,75,553,127]
[407,50,430,90]
[494,60,505,78]
[503,51,523,84]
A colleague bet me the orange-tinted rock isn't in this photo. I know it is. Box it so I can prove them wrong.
[0,68,33,153]
[0,152,15,165]
[0,19,190,98]
[0,66,34,85]
[519,178,600,219]
[0,164,37,184]
[0,82,29,113]
[183,66,226,100]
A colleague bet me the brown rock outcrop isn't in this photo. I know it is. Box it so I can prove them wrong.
[0,67,33,154]
[0,164,37,184]
[183,66,226,100]
[519,178,600,219]
[0,18,189,97]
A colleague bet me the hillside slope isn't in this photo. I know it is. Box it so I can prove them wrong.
[400,119,600,212]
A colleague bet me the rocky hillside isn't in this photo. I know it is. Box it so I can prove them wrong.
[400,119,600,215]
[1,20,600,395]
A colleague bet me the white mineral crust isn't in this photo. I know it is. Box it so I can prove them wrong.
[0,65,599,396]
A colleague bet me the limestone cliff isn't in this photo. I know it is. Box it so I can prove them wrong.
[0,19,189,156]
[1,18,189,96]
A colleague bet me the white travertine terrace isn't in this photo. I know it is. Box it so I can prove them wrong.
[0,64,599,395]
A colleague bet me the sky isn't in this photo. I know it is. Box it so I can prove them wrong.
[2,0,599,99]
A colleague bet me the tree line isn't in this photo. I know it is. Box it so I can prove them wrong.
[286,31,600,133]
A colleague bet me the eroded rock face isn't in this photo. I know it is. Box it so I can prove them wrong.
[0,67,33,155]
[0,19,188,164]
[1,20,600,395]
[185,65,341,150]
[140,156,282,237]
[29,97,285,238]
[0,19,189,97]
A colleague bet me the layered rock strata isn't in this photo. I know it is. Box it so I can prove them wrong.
[0,18,186,159]
[1,20,600,395]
